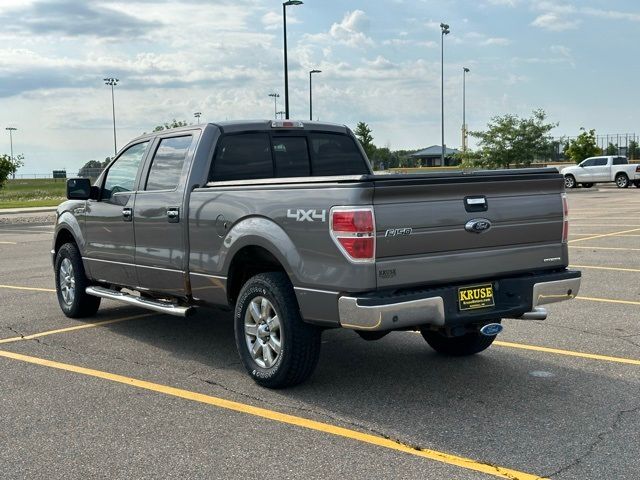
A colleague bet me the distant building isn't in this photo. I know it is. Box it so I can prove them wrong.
[409,145,460,167]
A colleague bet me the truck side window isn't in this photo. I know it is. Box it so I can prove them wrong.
[102,141,149,201]
[309,133,369,176]
[581,159,595,167]
[593,158,608,166]
[145,136,192,191]
[613,157,627,165]
[272,137,310,177]
[211,133,272,181]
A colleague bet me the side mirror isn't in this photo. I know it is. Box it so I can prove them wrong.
[66,178,92,200]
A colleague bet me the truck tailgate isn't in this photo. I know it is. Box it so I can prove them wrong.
[373,170,567,289]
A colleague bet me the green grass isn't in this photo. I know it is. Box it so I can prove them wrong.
[0,178,67,208]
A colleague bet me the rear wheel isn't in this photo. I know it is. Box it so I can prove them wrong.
[421,326,498,356]
[55,243,101,318]
[581,183,594,188]
[616,173,629,188]
[633,181,640,188]
[564,175,576,189]
[234,272,321,388]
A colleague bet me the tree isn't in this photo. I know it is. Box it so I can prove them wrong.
[354,122,376,159]
[564,128,601,163]
[469,109,556,169]
[0,154,24,190]
[606,142,618,155]
[78,160,104,177]
[153,119,188,132]
[629,140,638,160]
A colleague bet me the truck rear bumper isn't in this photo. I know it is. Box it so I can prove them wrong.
[338,269,581,331]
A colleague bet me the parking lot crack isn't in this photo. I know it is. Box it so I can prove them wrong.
[5,326,25,339]
[546,404,640,478]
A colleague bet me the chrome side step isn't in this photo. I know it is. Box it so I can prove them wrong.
[86,286,194,317]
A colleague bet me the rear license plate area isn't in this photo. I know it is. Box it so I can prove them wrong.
[458,283,495,311]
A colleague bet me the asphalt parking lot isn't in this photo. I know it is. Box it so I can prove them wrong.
[1,186,639,480]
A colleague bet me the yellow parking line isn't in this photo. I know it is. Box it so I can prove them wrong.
[576,296,640,306]
[0,284,55,292]
[0,349,546,480]
[568,227,640,243]
[494,341,640,366]
[0,313,154,344]
[570,246,640,252]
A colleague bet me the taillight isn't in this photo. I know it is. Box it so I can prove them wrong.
[561,193,569,243]
[330,207,375,262]
[635,165,640,173]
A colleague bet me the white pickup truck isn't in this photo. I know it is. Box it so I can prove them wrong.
[561,156,640,189]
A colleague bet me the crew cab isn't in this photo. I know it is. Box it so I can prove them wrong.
[53,120,581,388]
[561,156,640,189]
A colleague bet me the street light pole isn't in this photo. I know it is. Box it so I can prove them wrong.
[462,67,470,152]
[276,111,286,119]
[194,112,202,124]
[309,69,321,121]
[268,93,280,119]
[103,78,119,156]
[283,1,303,120]
[6,127,16,179]
[440,23,450,166]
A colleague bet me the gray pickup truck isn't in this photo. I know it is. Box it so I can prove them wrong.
[53,120,581,387]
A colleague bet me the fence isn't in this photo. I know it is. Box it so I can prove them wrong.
[13,167,105,180]
[551,133,638,161]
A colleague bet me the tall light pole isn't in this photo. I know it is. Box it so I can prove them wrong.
[276,111,286,119]
[283,1,303,119]
[462,67,470,152]
[6,127,17,179]
[268,93,280,119]
[309,69,321,121]
[104,77,119,156]
[440,23,450,166]
[194,112,202,124]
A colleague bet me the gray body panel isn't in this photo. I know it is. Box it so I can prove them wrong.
[53,120,572,329]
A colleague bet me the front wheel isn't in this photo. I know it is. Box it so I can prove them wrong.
[616,174,629,188]
[564,175,576,189]
[234,272,321,388]
[421,327,498,356]
[55,243,101,318]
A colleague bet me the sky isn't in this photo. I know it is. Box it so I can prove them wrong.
[0,0,639,175]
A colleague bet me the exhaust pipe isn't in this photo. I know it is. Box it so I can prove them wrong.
[518,306,548,321]
[86,286,194,317]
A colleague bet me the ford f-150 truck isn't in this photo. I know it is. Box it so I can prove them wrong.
[561,155,640,189]
[53,120,581,388]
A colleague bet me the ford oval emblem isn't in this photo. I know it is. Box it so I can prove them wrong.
[465,218,492,233]
[480,323,503,336]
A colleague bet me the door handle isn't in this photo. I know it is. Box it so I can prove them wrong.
[167,207,180,223]
[122,207,133,222]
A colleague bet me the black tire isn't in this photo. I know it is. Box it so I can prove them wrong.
[615,173,629,188]
[234,272,321,388]
[564,175,576,189]
[421,327,497,356]
[634,181,640,188]
[581,183,594,188]
[55,243,101,318]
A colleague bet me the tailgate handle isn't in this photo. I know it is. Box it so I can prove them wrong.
[464,196,488,212]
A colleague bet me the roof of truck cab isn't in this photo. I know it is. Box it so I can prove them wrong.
[131,120,349,143]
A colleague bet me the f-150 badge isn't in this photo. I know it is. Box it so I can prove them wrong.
[287,209,327,222]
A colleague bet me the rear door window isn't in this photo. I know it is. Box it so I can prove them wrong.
[613,157,628,165]
[211,133,272,181]
[309,133,368,176]
[145,135,192,191]
[272,136,310,177]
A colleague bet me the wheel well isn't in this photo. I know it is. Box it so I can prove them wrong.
[54,228,76,255]
[616,172,628,178]
[226,246,287,306]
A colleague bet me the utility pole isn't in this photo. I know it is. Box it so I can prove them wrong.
[268,93,280,119]
[283,1,303,119]
[440,23,450,166]
[103,78,119,156]
[6,127,17,179]
[462,67,470,152]
[194,112,202,124]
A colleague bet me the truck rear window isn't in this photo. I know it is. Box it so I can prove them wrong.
[613,157,628,165]
[211,133,273,181]
[309,133,368,176]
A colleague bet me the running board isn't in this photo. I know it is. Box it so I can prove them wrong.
[86,286,195,317]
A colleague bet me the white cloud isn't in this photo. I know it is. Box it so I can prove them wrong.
[531,12,580,31]
[582,8,640,22]
[485,0,520,6]
[482,37,510,46]
[261,11,301,31]
[328,10,373,47]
